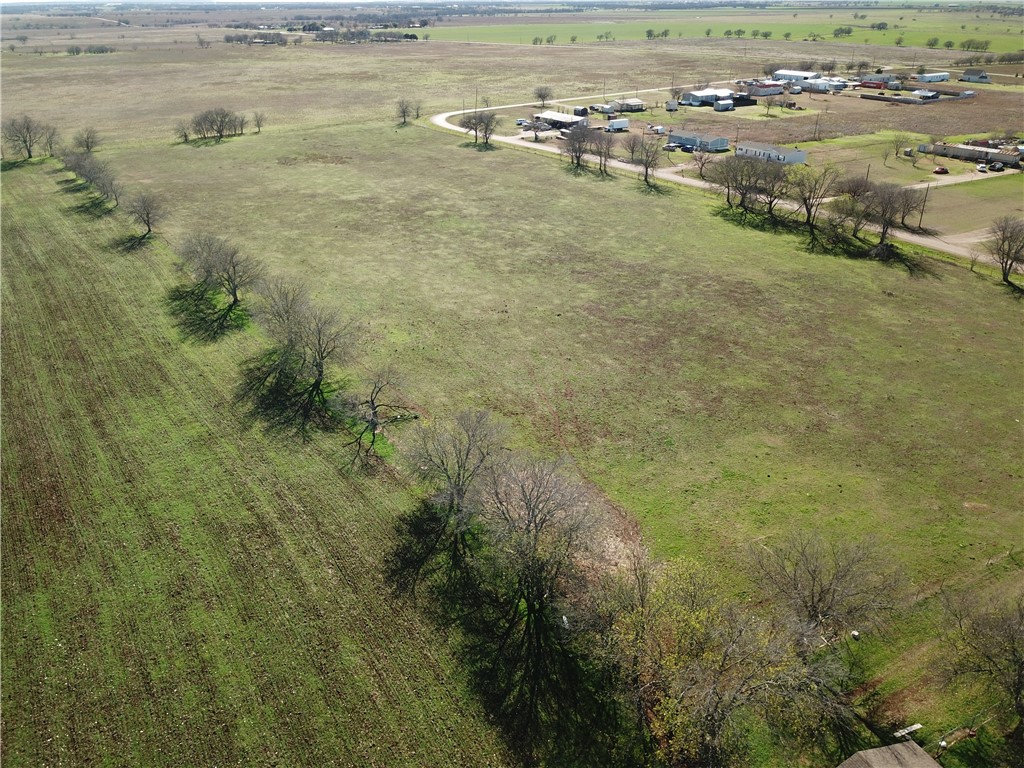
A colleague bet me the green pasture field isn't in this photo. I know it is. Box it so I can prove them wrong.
[3,21,1023,767]
[922,173,1024,234]
[0,162,513,767]
[418,6,1024,53]
[805,131,958,184]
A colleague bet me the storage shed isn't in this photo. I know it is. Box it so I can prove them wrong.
[960,68,991,83]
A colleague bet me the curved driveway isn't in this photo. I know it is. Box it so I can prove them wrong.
[430,99,1003,260]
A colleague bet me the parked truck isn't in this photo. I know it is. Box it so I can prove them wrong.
[605,118,630,132]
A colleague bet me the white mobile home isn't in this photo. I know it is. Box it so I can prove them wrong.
[685,88,734,106]
[610,98,646,112]
[917,72,950,82]
[747,81,785,97]
[773,69,820,82]
[668,132,729,152]
[735,142,806,164]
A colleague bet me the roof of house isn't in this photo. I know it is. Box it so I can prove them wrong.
[962,68,987,76]
[613,98,646,105]
[911,89,938,97]
[532,110,586,124]
[737,141,802,154]
[836,742,941,768]
[688,88,735,98]
[774,69,820,78]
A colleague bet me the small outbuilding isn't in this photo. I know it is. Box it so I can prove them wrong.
[836,741,941,768]
[960,68,991,83]
[735,141,806,164]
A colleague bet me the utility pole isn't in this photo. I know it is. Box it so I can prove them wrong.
[918,183,930,229]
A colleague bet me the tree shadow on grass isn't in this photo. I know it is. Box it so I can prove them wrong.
[384,503,646,768]
[459,141,500,152]
[68,194,113,219]
[0,159,28,172]
[166,283,248,343]
[57,177,90,194]
[111,234,151,253]
[234,348,347,441]
[636,179,673,196]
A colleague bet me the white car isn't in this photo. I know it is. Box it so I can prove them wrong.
[977,163,988,172]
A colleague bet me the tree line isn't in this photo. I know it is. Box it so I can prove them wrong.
[388,409,1024,765]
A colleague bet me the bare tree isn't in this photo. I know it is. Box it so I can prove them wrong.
[534,85,553,107]
[458,111,481,143]
[896,187,926,228]
[889,131,912,161]
[589,130,615,175]
[787,164,841,238]
[621,132,643,164]
[72,127,102,153]
[396,98,413,125]
[174,119,191,144]
[238,280,355,436]
[832,175,876,239]
[125,192,166,238]
[2,114,49,159]
[178,233,265,313]
[692,150,714,180]
[252,111,266,134]
[750,533,898,655]
[345,367,416,463]
[408,410,507,563]
[477,456,596,745]
[942,591,1024,745]
[477,111,501,146]
[984,215,1024,285]
[636,134,661,186]
[96,170,125,207]
[42,125,62,156]
[869,181,904,252]
[755,159,790,219]
[562,123,589,168]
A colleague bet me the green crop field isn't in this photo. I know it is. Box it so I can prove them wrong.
[419,6,1024,53]
[3,9,1023,768]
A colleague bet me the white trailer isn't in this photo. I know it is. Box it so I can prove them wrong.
[605,118,630,132]
[918,72,950,82]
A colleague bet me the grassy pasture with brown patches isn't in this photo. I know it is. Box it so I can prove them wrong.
[3,11,1024,767]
